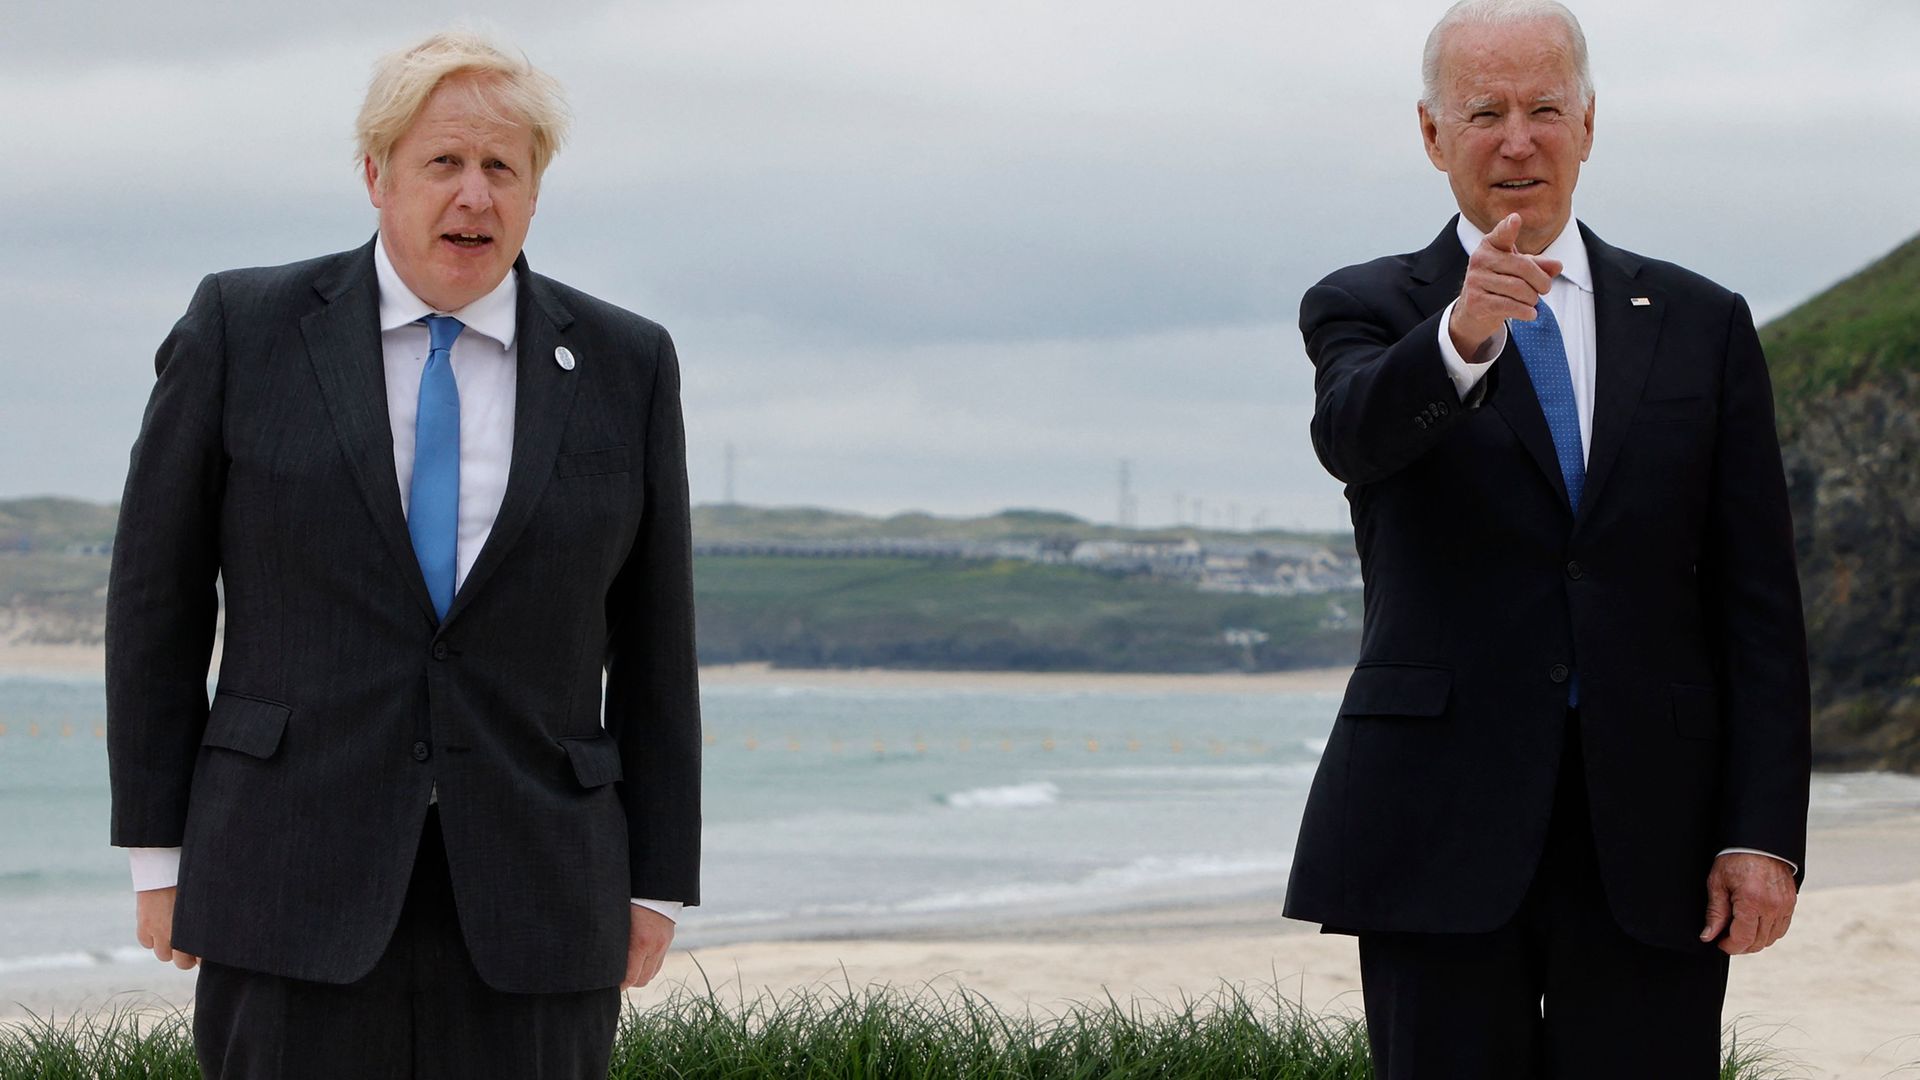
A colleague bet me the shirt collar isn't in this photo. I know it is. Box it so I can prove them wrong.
[373,233,519,350]
[1454,214,1593,294]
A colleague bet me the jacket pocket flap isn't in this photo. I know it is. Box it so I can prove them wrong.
[1339,664,1452,717]
[1672,683,1721,739]
[561,733,624,788]
[556,446,631,478]
[201,693,291,759]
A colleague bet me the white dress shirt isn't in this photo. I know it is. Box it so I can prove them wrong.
[129,234,681,921]
[1432,214,1793,875]
[1438,214,1596,467]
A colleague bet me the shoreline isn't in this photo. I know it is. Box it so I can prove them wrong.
[12,875,1919,1079]
[0,644,1353,694]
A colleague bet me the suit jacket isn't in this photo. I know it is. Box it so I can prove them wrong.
[105,238,701,993]
[1282,218,1810,952]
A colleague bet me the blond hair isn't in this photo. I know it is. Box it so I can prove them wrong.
[355,30,571,187]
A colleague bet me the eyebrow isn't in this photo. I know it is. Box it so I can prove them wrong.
[1460,92,1570,113]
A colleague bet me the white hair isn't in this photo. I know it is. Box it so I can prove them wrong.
[1421,0,1594,111]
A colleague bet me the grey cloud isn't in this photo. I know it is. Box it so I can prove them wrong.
[5,0,1919,527]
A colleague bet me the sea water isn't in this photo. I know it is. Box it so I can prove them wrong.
[5,672,1920,995]
[0,673,1332,981]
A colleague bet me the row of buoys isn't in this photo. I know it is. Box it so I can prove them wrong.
[0,722,102,739]
[704,734,1267,755]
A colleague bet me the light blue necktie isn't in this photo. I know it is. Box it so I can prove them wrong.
[1509,297,1585,706]
[409,315,464,621]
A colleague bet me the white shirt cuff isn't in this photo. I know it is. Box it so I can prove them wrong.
[1717,848,1798,876]
[129,846,687,919]
[630,898,683,922]
[128,847,182,892]
[1437,299,1503,400]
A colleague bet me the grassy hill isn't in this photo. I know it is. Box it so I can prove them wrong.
[0,498,1359,672]
[1763,233,1920,430]
[693,503,1351,552]
[1764,233,1920,772]
[696,556,1355,672]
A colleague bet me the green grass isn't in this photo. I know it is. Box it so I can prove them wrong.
[694,556,1360,672]
[692,504,1353,552]
[0,982,1808,1079]
[1763,232,1920,431]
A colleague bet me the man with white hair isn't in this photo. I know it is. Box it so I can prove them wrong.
[1284,1,1809,1075]
[106,30,700,1077]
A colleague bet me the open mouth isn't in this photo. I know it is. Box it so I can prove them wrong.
[1495,179,1543,190]
[442,232,493,248]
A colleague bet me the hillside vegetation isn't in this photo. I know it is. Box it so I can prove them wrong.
[0,498,1357,672]
[1764,233,1920,772]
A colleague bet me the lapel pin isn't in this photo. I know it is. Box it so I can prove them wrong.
[1630,297,1651,307]
[554,346,576,371]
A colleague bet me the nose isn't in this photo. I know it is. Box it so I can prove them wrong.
[454,164,492,213]
[1499,113,1535,158]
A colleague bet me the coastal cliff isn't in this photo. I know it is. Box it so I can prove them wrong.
[1766,234,1920,773]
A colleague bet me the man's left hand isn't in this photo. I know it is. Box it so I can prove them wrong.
[1700,853,1797,955]
[622,905,675,990]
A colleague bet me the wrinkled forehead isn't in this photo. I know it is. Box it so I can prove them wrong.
[1436,19,1581,105]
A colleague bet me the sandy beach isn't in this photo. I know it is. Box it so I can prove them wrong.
[0,642,1353,696]
[631,810,1920,1080]
[7,654,1914,1077]
[13,814,1917,1078]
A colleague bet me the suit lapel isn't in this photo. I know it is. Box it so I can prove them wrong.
[442,260,579,626]
[300,239,438,623]
[1578,225,1663,524]
[1408,219,1567,505]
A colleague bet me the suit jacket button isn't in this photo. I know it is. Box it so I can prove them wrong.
[412,741,431,762]
[1549,664,1570,684]
[432,642,449,661]
[1565,560,1583,579]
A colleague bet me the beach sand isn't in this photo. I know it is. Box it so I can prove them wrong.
[7,655,1913,1076]
[0,643,1354,695]
[15,816,1916,1078]
[630,813,1920,1080]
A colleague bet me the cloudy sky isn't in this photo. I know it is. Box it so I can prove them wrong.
[5,0,1916,530]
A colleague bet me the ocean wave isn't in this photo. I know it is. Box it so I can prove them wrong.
[893,852,1294,915]
[1062,764,1308,783]
[0,946,149,976]
[939,781,1060,809]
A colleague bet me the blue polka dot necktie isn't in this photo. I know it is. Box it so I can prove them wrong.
[409,315,465,621]
[1509,297,1585,705]
[1509,298,1585,515]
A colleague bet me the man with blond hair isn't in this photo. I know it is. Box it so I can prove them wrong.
[1284,1,1809,1075]
[107,30,699,1077]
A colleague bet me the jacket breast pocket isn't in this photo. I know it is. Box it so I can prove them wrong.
[555,446,631,479]
[201,692,291,759]
[1339,663,1453,718]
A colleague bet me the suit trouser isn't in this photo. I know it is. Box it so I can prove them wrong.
[1356,711,1730,1080]
[193,808,622,1080]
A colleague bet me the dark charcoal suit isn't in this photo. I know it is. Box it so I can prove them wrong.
[106,238,700,1003]
[1284,219,1809,1074]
